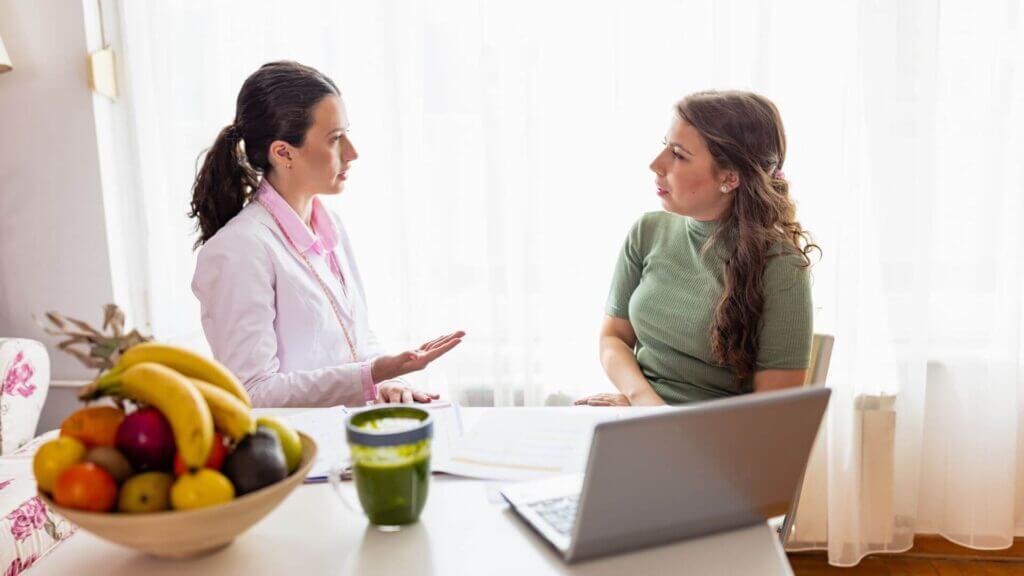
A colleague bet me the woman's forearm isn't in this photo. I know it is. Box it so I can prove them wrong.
[599,336,665,406]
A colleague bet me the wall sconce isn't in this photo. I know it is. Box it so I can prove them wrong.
[87,3,117,100]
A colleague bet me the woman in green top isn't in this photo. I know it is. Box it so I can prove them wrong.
[578,91,819,407]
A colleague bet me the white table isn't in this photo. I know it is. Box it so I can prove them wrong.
[32,408,794,575]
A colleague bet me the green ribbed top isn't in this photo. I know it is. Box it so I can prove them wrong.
[605,211,813,404]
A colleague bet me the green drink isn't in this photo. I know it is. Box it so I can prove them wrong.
[346,407,433,528]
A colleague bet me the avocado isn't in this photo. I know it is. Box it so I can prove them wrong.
[222,427,288,496]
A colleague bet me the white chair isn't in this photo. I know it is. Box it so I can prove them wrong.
[778,333,834,544]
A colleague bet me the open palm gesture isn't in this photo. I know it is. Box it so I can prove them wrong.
[371,331,466,382]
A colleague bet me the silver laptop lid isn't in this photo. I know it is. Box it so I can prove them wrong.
[568,386,830,562]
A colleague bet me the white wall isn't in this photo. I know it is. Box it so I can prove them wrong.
[0,1,116,430]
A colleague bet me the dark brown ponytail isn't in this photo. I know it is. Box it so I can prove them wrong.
[188,124,247,249]
[188,61,340,248]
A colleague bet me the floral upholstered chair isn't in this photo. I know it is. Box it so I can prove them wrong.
[0,338,75,575]
[0,340,49,455]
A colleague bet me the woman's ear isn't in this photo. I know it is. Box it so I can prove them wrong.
[268,140,293,171]
[721,170,740,193]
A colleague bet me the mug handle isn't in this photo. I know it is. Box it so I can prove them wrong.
[327,461,364,517]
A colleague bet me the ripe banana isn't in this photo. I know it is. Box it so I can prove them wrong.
[118,343,252,408]
[188,378,256,442]
[95,362,214,470]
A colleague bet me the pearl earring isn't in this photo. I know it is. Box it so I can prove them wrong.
[720,185,729,193]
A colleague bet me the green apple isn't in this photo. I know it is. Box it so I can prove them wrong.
[255,416,302,474]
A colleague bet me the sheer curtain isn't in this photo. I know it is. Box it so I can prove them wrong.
[779,1,1024,566]
[111,0,1023,566]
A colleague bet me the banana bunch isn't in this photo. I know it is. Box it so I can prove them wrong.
[187,378,255,442]
[119,343,252,407]
[81,343,256,469]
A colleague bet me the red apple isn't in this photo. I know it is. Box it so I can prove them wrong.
[115,407,176,471]
[173,432,228,476]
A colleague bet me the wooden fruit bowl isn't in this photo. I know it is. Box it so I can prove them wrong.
[39,433,317,558]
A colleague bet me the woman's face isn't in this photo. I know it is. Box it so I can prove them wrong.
[649,117,736,220]
[286,95,358,196]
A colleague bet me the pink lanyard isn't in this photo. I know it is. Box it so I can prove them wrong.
[257,198,358,363]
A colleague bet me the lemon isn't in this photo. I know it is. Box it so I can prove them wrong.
[170,469,235,510]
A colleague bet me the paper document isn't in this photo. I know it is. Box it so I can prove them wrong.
[435,409,622,481]
[281,404,665,483]
[281,405,350,482]
[282,402,464,483]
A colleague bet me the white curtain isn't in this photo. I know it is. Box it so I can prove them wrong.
[779,1,1024,566]
[111,0,1023,565]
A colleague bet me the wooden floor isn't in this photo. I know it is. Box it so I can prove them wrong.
[789,536,1024,575]
[790,554,1024,575]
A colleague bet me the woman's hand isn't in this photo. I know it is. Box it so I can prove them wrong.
[574,393,632,407]
[371,331,466,382]
[376,382,440,404]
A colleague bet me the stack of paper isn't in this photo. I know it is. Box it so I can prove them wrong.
[436,409,621,481]
[281,401,464,483]
[280,405,351,482]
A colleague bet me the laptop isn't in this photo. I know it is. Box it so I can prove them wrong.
[500,386,830,563]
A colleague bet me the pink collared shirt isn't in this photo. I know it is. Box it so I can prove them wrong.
[191,180,386,407]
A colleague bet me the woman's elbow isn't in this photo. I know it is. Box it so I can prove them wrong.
[752,369,807,393]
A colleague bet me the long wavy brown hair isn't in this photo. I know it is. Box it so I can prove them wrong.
[677,91,819,385]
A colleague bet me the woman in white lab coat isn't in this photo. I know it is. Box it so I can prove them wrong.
[190,61,464,407]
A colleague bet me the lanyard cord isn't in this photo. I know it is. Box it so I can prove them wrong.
[257,198,359,363]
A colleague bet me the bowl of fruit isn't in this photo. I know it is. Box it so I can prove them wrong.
[33,342,317,558]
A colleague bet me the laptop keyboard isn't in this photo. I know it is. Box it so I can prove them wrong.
[526,494,579,536]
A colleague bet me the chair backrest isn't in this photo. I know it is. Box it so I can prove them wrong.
[803,334,835,388]
[780,333,834,544]
[0,338,51,454]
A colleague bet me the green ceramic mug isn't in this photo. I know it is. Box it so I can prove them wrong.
[329,406,433,530]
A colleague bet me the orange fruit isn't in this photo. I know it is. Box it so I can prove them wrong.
[60,406,125,448]
[53,462,118,512]
[33,437,86,493]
